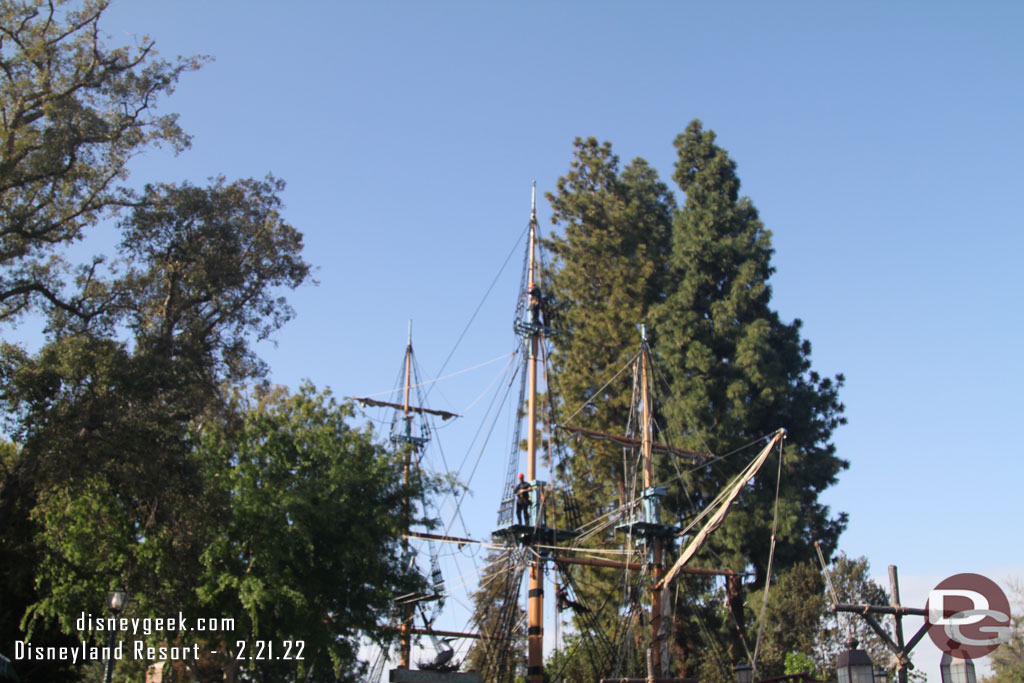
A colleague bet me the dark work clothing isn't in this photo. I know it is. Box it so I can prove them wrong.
[514,482,531,525]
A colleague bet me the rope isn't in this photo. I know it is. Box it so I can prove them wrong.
[449,354,521,527]
[424,224,528,404]
[352,352,513,400]
[458,353,518,415]
[682,577,732,680]
[558,349,640,426]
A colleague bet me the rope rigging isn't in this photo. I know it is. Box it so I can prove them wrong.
[363,189,798,681]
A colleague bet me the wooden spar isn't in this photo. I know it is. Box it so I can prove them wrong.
[383,626,499,641]
[404,531,478,546]
[554,555,746,577]
[641,343,653,493]
[890,565,908,683]
[557,424,709,462]
[832,603,927,617]
[352,397,459,421]
[556,555,643,571]
[399,326,414,669]
[525,182,544,683]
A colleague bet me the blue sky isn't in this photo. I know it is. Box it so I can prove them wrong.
[75,1,1024,678]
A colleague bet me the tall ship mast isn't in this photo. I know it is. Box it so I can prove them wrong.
[363,185,789,682]
[356,324,465,681]
[482,184,786,682]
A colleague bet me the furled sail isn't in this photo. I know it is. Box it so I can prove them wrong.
[654,429,785,590]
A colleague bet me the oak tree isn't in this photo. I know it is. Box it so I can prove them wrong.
[0,0,203,322]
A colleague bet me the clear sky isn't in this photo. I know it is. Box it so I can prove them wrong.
[80,1,1024,679]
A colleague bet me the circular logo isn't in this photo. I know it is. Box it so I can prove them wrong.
[925,573,1012,658]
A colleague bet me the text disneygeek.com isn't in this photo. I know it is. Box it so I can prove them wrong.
[12,612,304,663]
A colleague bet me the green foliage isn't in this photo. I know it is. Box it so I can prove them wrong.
[194,384,426,681]
[814,553,891,680]
[982,579,1024,683]
[545,632,629,683]
[0,167,309,682]
[464,548,527,681]
[784,651,819,677]
[0,329,224,667]
[118,175,310,382]
[541,138,676,676]
[0,3,351,681]
[739,555,893,681]
[655,120,847,581]
[0,0,205,322]
[545,137,674,510]
[751,560,826,677]
[530,121,848,680]
[0,170,310,607]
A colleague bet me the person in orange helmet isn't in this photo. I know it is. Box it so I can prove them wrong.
[514,473,531,525]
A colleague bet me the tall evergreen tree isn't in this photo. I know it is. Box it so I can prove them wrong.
[545,136,674,509]
[531,122,847,679]
[654,120,847,582]
[541,138,677,675]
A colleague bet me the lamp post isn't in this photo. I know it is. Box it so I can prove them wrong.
[103,589,126,683]
[873,665,888,681]
[732,660,753,683]
[836,636,875,683]
[939,651,977,683]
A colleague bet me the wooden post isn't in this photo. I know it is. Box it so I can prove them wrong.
[832,565,930,680]
[889,565,908,683]
[641,341,666,677]
[399,333,414,669]
[726,574,746,666]
[525,188,544,683]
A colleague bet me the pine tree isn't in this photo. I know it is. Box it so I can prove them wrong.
[654,120,847,581]
[536,122,848,679]
[542,138,677,677]
[545,136,675,509]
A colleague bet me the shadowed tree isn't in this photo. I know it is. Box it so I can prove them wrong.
[0,175,309,681]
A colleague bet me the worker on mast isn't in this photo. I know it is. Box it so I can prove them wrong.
[529,284,542,327]
[515,473,531,525]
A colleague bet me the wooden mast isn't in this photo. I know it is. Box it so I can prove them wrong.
[399,321,414,669]
[640,329,668,676]
[525,182,544,683]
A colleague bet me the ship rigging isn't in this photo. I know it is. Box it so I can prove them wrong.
[360,185,789,682]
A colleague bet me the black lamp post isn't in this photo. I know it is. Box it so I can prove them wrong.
[836,636,875,683]
[103,590,126,683]
[732,660,753,683]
